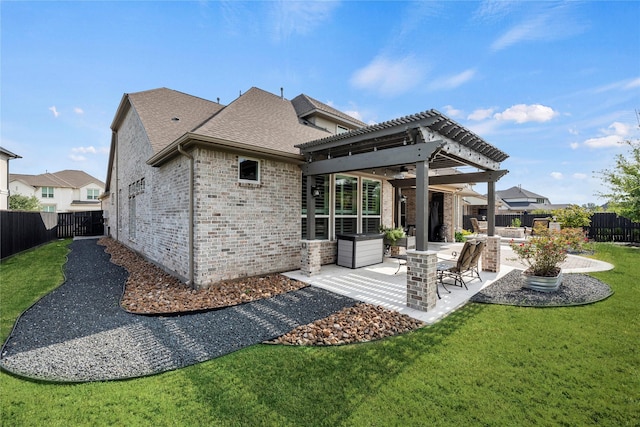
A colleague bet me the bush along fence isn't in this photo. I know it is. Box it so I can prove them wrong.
[463,212,640,243]
[1,210,104,259]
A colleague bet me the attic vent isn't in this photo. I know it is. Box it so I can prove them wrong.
[171,117,180,121]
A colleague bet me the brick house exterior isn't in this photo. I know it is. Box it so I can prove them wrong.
[103,87,495,289]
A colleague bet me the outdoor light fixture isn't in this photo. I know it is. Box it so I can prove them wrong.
[311,186,321,198]
[401,195,407,203]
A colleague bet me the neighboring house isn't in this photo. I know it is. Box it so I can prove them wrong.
[103,87,509,289]
[9,170,105,212]
[495,185,569,213]
[0,147,21,210]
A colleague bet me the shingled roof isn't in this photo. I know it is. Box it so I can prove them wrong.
[192,87,333,156]
[112,88,225,155]
[10,170,104,188]
[291,94,367,128]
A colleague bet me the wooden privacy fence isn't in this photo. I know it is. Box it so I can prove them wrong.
[1,210,104,259]
[463,213,640,243]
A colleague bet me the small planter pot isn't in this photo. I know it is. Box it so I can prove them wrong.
[390,245,401,256]
[522,270,563,292]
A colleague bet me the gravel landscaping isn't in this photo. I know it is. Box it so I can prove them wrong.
[470,269,613,307]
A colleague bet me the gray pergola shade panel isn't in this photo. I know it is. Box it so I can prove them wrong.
[388,170,509,188]
[297,109,509,165]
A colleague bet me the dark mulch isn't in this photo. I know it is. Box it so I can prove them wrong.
[470,269,613,307]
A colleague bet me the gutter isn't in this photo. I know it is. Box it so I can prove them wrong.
[177,143,195,287]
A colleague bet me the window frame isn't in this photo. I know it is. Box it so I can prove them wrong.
[87,188,100,200]
[41,186,54,198]
[238,156,261,184]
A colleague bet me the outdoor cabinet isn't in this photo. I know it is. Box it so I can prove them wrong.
[336,233,384,269]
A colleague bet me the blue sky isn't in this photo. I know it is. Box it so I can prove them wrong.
[2,0,639,205]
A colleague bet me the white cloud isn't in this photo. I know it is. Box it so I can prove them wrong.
[71,146,109,155]
[490,3,586,51]
[550,172,563,180]
[568,127,579,135]
[74,107,84,115]
[49,106,60,117]
[573,173,588,180]
[467,108,494,121]
[583,121,630,148]
[443,105,463,118]
[428,68,476,91]
[625,77,640,89]
[270,0,338,41]
[494,104,558,123]
[350,55,426,96]
[72,146,97,154]
[343,110,363,122]
[570,142,580,150]
[69,154,87,162]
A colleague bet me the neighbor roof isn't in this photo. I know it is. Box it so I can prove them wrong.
[291,94,367,128]
[497,186,547,200]
[10,170,104,189]
[0,146,21,159]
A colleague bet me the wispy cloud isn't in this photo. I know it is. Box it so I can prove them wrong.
[270,0,339,41]
[69,154,87,162]
[583,121,631,148]
[494,104,558,123]
[550,172,564,180]
[350,55,426,97]
[473,0,518,23]
[71,146,109,155]
[443,105,464,119]
[49,106,60,118]
[490,3,587,51]
[74,107,84,115]
[428,68,476,91]
[468,108,494,121]
[573,173,588,180]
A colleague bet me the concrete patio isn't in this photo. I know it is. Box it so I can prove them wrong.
[285,241,614,324]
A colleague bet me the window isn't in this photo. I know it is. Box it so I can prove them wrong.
[87,189,100,200]
[335,175,358,235]
[238,157,260,182]
[301,175,329,239]
[129,197,136,240]
[42,187,54,198]
[361,179,381,233]
[42,205,56,213]
[336,125,349,135]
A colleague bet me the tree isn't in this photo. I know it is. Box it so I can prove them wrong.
[9,194,41,211]
[597,140,640,222]
[553,205,591,228]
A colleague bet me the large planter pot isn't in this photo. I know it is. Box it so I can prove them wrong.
[522,270,563,292]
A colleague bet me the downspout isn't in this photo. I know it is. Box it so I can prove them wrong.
[114,131,119,241]
[177,143,195,287]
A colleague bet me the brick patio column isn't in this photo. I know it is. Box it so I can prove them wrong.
[482,236,501,272]
[406,250,438,311]
[301,240,322,276]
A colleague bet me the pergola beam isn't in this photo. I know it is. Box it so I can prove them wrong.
[388,169,509,187]
[301,142,443,176]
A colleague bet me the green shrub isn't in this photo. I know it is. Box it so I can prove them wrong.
[553,205,591,228]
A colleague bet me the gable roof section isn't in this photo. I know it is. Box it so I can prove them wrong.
[10,170,104,189]
[192,87,333,155]
[112,88,225,155]
[0,146,21,159]
[291,94,367,128]
[497,186,546,200]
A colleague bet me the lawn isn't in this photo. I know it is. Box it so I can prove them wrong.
[1,241,638,426]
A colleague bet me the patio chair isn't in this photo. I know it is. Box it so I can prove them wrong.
[530,218,550,236]
[470,218,487,234]
[436,240,483,290]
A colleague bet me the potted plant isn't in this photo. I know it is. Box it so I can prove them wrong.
[381,226,406,256]
[509,226,568,292]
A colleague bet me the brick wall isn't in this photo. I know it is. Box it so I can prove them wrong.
[192,149,303,287]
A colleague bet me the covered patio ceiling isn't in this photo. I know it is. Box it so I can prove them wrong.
[295,109,510,250]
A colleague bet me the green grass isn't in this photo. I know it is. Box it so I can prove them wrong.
[1,242,638,426]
